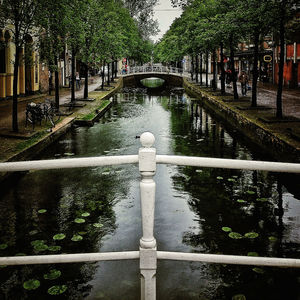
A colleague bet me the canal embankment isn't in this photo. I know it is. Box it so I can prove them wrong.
[0,77,123,180]
[183,78,300,163]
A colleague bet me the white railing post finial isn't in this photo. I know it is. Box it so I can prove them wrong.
[139,132,157,300]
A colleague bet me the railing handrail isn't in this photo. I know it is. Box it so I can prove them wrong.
[1,155,300,173]
[1,132,300,300]
[121,65,184,76]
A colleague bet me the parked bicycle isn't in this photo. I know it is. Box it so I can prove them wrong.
[25,99,60,130]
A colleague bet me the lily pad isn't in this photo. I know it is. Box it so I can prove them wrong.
[0,244,8,250]
[29,230,39,236]
[252,267,264,274]
[31,240,46,247]
[34,244,48,251]
[232,295,246,300]
[228,232,243,239]
[71,235,83,242]
[244,232,259,239]
[53,234,66,241]
[44,269,61,280]
[74,218,85,224]
[222,227,232,232]
[237,199,246,203]
[216,176,223,180]
[232,176,239,179]
[38,209,47,214]
[246,190,255,195]
[78,231,87,235]
[247,252,259,256]
[93,223,103,228]
[195,169,202,173]
[48,245,61,252]
[23,279,40,290]
[268,236,277,242]
[256,198,268,202]
[81,212,90,217]
[47,285,67,295]
[227,178,235,182]
[64,152,75,156]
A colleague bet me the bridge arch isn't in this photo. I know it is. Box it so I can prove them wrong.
[122,72,183,88]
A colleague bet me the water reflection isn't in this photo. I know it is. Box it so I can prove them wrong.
[0,90,299,299]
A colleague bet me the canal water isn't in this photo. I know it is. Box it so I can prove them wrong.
[0,80,300,300]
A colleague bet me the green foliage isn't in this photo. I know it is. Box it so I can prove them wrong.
[23,279,40,290]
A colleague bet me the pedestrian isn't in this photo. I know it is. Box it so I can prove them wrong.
[76,72,80,90]
[238,70,248,96]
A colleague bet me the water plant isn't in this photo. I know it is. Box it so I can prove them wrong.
[228,232,243,239]
[252,267,264,274]
[74,218,85,224]
[216,176,223,180]
[237,199,246,203]
[53,234,66,241]
[47,285,67,295]
[0,243,8,250]
[244,232,259,239]
[38,209,47,214]
[23,279,40,290]
[81,212,90,217]
[256,198,268,202]
[232,294,246,300]
[44,269,61,280]
[246,190,255,195]
[93,223,103,228]
[247,252,259,256]
[222,227,232,232]
[71,235,83,242]
[48,245,61,252]
[268,236,277,242]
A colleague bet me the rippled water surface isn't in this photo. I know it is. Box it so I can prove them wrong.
[0,86,300,300]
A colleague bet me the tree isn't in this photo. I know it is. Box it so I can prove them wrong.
[37,0,68,108]
[0,0,39,132]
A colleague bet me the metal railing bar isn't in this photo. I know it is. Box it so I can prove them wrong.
[0,251,140,266]
[0,155,139,172]
[156,155,300,173]
[157,252,300,268]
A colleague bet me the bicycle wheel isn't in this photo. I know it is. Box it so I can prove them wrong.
[48,108,60,127]
[25,110,35,129]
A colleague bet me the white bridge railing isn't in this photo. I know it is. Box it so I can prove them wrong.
[123,65,184,76]
[1,132,300,299]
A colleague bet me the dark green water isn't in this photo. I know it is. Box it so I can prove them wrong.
[0,84,300,300]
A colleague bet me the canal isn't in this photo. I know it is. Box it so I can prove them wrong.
[0,81,300,299]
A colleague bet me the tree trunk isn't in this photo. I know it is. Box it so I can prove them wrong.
[12,46,20,132]
[212,49,216,91]
[230,42,238,100]
[200,53,203,85]
[71,49,76,102]
[191,55,194,81]
[114,60,118,78]
[205,50,209,87]
[195,54,199,83]
[276,1,286,119]
[251,32,259,107]
[111,61,114,82]
[84,63,88,99]
[101,62,105,90]
[107,61,110,86]
[54,56,59,109]
[220,42,225,95]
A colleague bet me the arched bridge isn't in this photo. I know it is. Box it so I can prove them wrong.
[121,66,187,87]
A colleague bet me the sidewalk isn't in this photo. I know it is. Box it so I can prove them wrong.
[0,76,103,132]
[190,74,300,119]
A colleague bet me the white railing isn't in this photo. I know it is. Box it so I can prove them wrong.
[122,65,184,76]
[1,132,300,300]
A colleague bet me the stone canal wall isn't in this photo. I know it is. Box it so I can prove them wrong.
[183,78,300,163]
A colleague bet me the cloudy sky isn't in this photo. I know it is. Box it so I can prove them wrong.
[151,0,182,42]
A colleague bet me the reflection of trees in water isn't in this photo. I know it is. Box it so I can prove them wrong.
[0,150,130,299]
[166,96,300,299]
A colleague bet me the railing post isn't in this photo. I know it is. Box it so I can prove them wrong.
[139,132,157,300]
